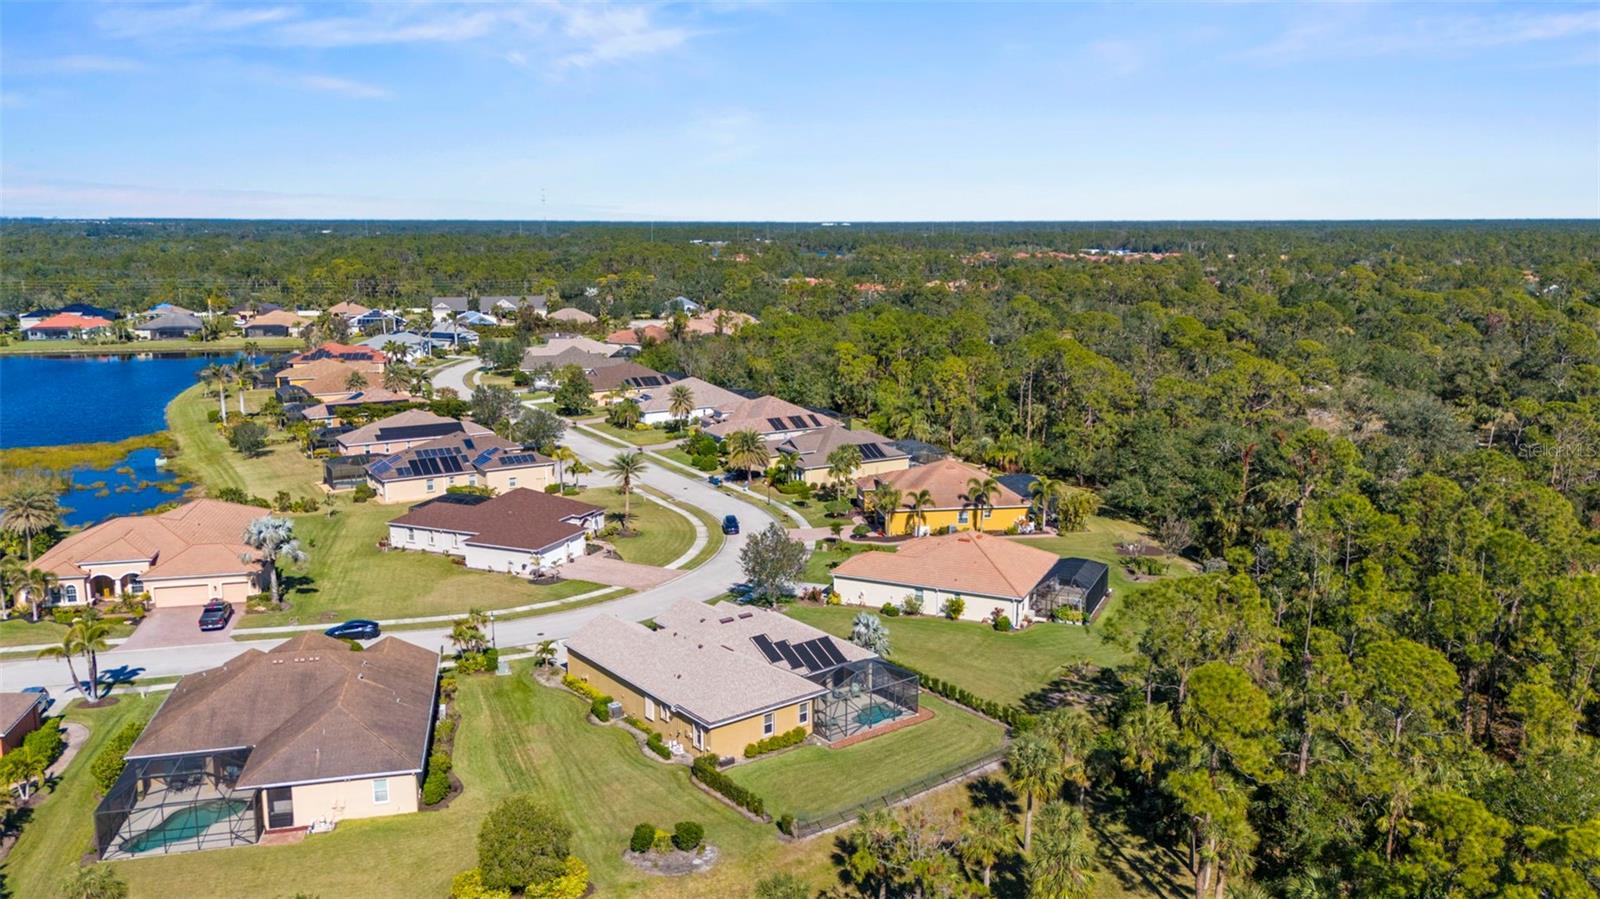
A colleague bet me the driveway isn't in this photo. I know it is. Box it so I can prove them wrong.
[116,605,240,652]
[560,555,682,590]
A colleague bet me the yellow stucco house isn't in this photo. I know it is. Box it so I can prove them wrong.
[858,458,1030,536]
[775,425,910,487]
[565,599,919,757]
[365,433,555,504]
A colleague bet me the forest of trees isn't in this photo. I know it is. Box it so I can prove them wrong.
[3,219,1597,894]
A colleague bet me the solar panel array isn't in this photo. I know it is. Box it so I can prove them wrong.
[766,417,787,430]
[748,634,849,674]
[859,443,886,460]
[498,454,540,466]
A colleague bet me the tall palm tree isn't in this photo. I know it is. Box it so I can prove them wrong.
[960,805,1014,890]
[0,480,62,563]
[242,516,308,608]
[1115,703,1176,783]
[605,451,649,532]
[381,339,409,363]
[383,363,415,393]
[902,488,934,537]
[344,370,369,392]
[1039,707,1096,804]
[725,429,770,485]
[1007,733,1065,853]
[12,567,58,622]
[825,444,863,499]
[198,362,229,424]
[0,557,22,620]
[667,383,695,426]
[1027,801,1096,899]
[37,627,86,697]
[869,484,901,533]
[964,476,1001,532]
[549,446,578,488]
[233,356,259,414]
[1029,475,1060,529]
[242,339,262,358]
[70,614,115,699]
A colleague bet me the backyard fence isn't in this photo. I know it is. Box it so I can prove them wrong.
[788,749,1007,839]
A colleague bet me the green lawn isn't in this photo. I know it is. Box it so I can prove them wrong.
[589,421,681,447]
[1005,514,1195,622]
[0,617,135,649]
[726,694,1005,822]
[1,694,160,899]
[648,487,724,570]
[802,540,896,583]
[788,604,1129,707]
[569,487,697,568]
[106,669,842,898]
[165,384,323,501]
[0,337,303,357]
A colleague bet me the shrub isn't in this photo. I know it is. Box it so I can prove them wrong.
[345,638,364,652]
[561,674,605,701]
[476,796,572,891]
[692,454,719,471]
[651,828,675,853]
[777,813,796,836]
[851,523,870,538]
[589,697,612,722]
[899,596,921,616]
[691,754,765,816]
[429,749,453,777]
[543,483,562,493]
[826,589,842,606]
[91,719,148,795]
[449,869,511,899]
[755,872,810,899]
[423,768,451,806]
[439,676,459,702]
[993,614,1012,632]
[743,727,807,759]
[22,724,65,766]
[880,602,900,617]
[672,821,704,851]
[646,732,671,759]
[525,856,588,899]
[630,822,655,853]
[352,483,376,503]
[941,597,966,620]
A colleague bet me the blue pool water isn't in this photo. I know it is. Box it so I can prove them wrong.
[120,798,252,855]
[0,353,222,447]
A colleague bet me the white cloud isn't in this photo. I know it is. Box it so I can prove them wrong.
[553,5,695,68]
[26,54,146,74]
[293,74,391,100]
[1245,7,1600,62]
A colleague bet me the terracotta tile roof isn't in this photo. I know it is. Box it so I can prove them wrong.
[327,301,371,317]
[633,377,746,416]
[392,489,601,552]
[547,307,597,323]
[605,324,668,345]
[777,425,907,471]
[127,633,438,788]
[831,532,1060,600]
[26,312,114,331]
[856,458,1025,510]
[566,614,826,727]
[705,395,838,439]
[245,309,307,328]
[336,409,490,451]
[682,310,757,335]
[34,499,264,580]
[285,343,387,366]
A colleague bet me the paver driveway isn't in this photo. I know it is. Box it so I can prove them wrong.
[558,555,682,589]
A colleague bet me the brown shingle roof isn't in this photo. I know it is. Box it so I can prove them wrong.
[704,395,838,438]
[391,489,601,552]
[777,425,907,471]
[856,458,1025,510]
[585,361,674,393]
[831,532,1059,600]
[128,633,438,788]
[0,693,39,737]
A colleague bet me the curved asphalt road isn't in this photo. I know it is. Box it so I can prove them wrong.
[0,359,776,692]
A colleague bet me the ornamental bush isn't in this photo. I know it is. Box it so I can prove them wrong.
[646,732,671,759]
[422,768,451,806]
[524,855,588,899]
[91,719,148,795]
[993,614,1012,632]
[449,869,511,899]
[476,796,572,891]
[630,822,655,853]
[691,754,765,817]
[589,697,612,722]
[743,727,807,758]
[672,820,704,851]
[941,597,966,620]
[880,602,900,617]
[561,675,605,702]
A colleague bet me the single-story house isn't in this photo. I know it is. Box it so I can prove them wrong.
[299,389,415,424]
[665,296,702,314]
[350,309,406,334]
[327,301,372,320]
[585,360,674,402]
[19,303,120,329]
[388,489,603,574]
[519,348,622,389]
[429,296,472,320]
[605,324,668,346]
[633,376,746,425]
[284,342,387,368]
[335,409,492,456]
[27,499,265,609]
[546,306,597,325]
[858,458,1029,536]
[426,320,479,347]
[23,312,116,340]
[776,426,910,487]
[276,359,389,402]
[454,310,498,327]
[683,310,757,336]
[830,531,1078,624]
[520,336,618,366]
[242,309,307,338]
[95,633,438,859]
[365,433,555,503]
[0,693,45,757]
[134,311,204,340]
[359,330,435,360]
[485,295,548,318]
[704,395,838,442]
[566,599,913,756]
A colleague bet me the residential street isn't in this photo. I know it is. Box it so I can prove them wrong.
[1,359,776,693]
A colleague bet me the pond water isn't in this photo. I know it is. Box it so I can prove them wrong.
[60,447,187,527]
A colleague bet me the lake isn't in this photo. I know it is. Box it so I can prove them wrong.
[60,447,187,526]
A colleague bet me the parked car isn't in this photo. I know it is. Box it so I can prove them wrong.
[707,475,723,486]
[197,600,234,632]
[325,619,381,641]
[21,686,50,712]
[721,515,740,535]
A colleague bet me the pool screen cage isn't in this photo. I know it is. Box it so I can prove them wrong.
[809,659,920,742]
[95,750,261,860]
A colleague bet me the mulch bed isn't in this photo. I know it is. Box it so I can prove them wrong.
[824,705,935,749]
[622,844,720,876]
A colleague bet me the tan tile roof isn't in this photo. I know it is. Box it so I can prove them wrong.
[831,532,1059,600]
[777,426,907,471]
[244,309,307,328]
[566,613,827,727]
[327,301,371,317]
[34,499,264,580]
[521,336,616,360]
[683,311,756,334]
[704,395,837,438]
[856,458,1025,510]
[633,377,746,416]
[653,599,873,669]
[392,488,601,553]
[546,307,597,323]
[128,633,438,788]
[335,409,490,450]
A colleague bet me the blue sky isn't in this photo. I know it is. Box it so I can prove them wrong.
[2,1,1597,220]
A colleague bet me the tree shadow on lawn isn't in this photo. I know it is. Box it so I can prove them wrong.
[1019,664,1125,715]
[1088,794,1191,899]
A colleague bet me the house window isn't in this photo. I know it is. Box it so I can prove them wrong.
[693,726,705,750]
[372,778,390,804]
[468,475,476,486]
[645,697,656,721]
[799,703,809,725]
[762,712,775,736]
[426,479,436,492]
[913,587,925,604]
[63,585,78,603]
[508,477,517,488]
[957,509,969,523]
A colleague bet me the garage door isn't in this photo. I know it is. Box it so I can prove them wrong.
[150,583,210,608]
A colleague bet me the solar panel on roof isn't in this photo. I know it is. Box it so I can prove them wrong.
[793,642,823,671]
[751,634,783,663]
[463,438,476,450]
[813,638,847,666]
[767,418,787,430]
[860,443,886,460]
[775,640,803,668]
[787,415,808,429]
[440,456,464,473]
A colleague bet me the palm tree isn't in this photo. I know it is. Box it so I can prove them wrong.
[1027,801,1096,899]
[549,446,578,488]
[242,339,262,358]
[1038,707,1096,804]
[1007,733,1065,853]
[825,444,863,499]
[70,614,115,699]
[606,451,648,532]
[383,363,415,393]
[37,627,86,698]
[242,516,308,608]
[533,639,558,669]
[849,612,890,656]
[198,362,229,424]
[344,370,369,392]
[960,805,1014,890]
[964,476,1001,532]
[381,339,409,363]
[11,567,58,622]
[869,484,901,533]
[0,557,22,619]
[902,488,934,537]
[724,429,770,485]
[667,383,695,427]
[1115,703,1176,783]
[1030,475,1060,529]
[0,480,62,563]
[233,356,259,414]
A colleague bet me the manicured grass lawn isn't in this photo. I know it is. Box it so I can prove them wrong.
[589,421,681,446]
[0,617,135,649]
[245,499,605,626]
[801,539,896,583]
[1,694,160,899]
[165,384,323,501]
[645,487,724,570]
[1005,514,1194,622]
[569,486,697,568]
[788,604,1130,707]
[108,668,842,898]
[726,694,1006,822]
[0,337,303,356]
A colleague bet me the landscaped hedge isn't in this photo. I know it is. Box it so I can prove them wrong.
[630,823,655,853]
[743,727,806,759]
[691,755,765,817]
[900,666,1035,731]
[672,821,704,851]
[590,698,612,722]
[646,732,671,759]
[91,718,148,795]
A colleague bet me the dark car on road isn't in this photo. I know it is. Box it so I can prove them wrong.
[721,515,740,535]
[197,600,234,632]
[325,619,381,641]
[707,475,723,486]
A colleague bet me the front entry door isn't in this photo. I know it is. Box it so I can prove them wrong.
[266,787,294,829]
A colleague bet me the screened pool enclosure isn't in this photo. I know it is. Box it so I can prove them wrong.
[809,658,919,742]
[95,750,261,860]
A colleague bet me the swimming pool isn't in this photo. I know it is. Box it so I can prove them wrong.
[120,798,252,854]
[854,703,904,728]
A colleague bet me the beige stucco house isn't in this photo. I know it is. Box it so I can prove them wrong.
[776,425,910,487]
[830,531,1065,625]
[365,433,555,503]
[334,408,492,456]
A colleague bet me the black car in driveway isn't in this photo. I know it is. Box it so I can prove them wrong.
[325,619,381,641]
[197,600,234,632]
[721,515,740,535]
